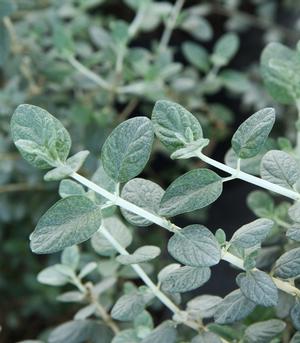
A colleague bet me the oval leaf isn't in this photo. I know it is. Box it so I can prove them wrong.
[274,247,300,279]
[117,246,161,265]
[244,319,286,343]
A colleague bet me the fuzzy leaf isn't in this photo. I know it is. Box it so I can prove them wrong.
[191,332,222,343]
[291,299,300,331]
[168,224,221,267]
[182,41,210,72]
[274,247,300,279]
[61,245,80,270]
[231,108,275,159]
[141,321,176,343]
[286,225,300,242]
[187,295,222,320]
[101,117,154,183]
[211,33,239,67]
[59,180,85,198]
[121,178,164,227]
[30,196,102,254]
[159,169,222,217]
[37,264,72,286]
[244,319,286,343]
[247,191,274,218]
[111,292,147,321]
[116,246,161,265]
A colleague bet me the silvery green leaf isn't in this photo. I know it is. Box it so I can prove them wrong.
[93,277,117,296]
[121,178,164,227]
[170,138,209,160]
[286,225,300,242]
[182,41,210,72]
[243,319,286,343]
[112,329,139,343]
[11,104,71,169]
[260,150,300,189]
[191,332,222,343]
[48,320,113,343]
[141,321,176,343]
[186,295,222,320]
[214,289,256,324]
[30,196,102,254]
[59,180,85,198]
[291,299,300,330]
[134,310,154,330]
[274,247,300,278]
[219,70,251,93]
[111,292,147,321]
[291,332,300,343]
[159,169,222,217]
[168,224,221,267]
[61,245,80,270]
[151,100,203,153]
[157,263,181,283]
[78,262,97,278]
[74,304,96,320]
[215,229,226,245]
[207,323,242,341]
[211,33,239,67]
[239,270,278,307]
[101,117,154,183]
[91,217,132,256]
[288,202,300,223]
[37,264,72,286]
[247,191,274,218]
[275,290,295,319]
[180,15,212,41]
[116,246,160,265]
[161,265,211,293]
[57,291,85,303]
[231,108,275,159]
[230,219,274,248]
[44,150,90,181]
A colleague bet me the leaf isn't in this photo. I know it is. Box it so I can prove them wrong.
[112,329,139,343]
[291,299,300,331]
[211,33,239,67]
[261,42,300,104]
[229,219,273,248]
[239,270,278,307]
[117,246,160,265]
[290,332,300,343]
[159,169,222,217]
[214,289,256,324]
[30,196,102,254]
[101,117,154,183]
[191,332,222,343]
[74,304,96,320]
[0,22,9,66]
[161,265,210,293]
[0,0,17,18]
[243,319,286,343]
[61,245,80,270]
[182,41,210,72]
[141,321,177,343]
[286,225,300,242]
[247,191,274,218]
[231,108,275,159]
[288,202,300,222]
[274,247,300,279]
[186,295,222,320]
[78,262,97,278]
[48,320,113,343]
[11,104,71,169]
[151,100,204,153]
[157,263,181,283]
[260,150,300,189]
[120,178,164,227]
[91,216,132,256]
[59,180,85,198]
[37,264,72,286]
[180,15,213,41]
[111,292,147,321]
[168,224,221,267]
[57,291,85,303]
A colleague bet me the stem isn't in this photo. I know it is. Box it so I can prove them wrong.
[98,224,199,331]
[128,4,147,38]
[196,151,300,201]
[71,172,300,299]
[158,0,185,52]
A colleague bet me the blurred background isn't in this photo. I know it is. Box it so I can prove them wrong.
[1,0,300,341]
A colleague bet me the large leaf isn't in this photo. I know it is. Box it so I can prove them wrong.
[101,117,154,183]
[30,196,102,254]
[11,104,71,169]
[244,319,286,343]
[167,224,221,267]
[141,321,177,343]
[159,169,222,217]
[231,108,275,159]
[273,247,300,279]
[187,295,222,320]
[111,292,147,321]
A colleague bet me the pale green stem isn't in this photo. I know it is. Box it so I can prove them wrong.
[158,0,185,52]
[196,151,300,201]
[128,4,147,38]
[71,172,300,298]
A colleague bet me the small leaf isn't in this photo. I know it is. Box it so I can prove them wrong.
[290,332,300,343]
[101,117,154,183]
[121,178,164,227]
[161,265,211,293]
[187,295,222,320]
[151,100,203,153]
[211,33,239,67]
[247,191,274,218]
[214,289,256,324]
[291,299,300,331]
[59,180,85,198]
[230,219,273,248]
[159,169,222,217]
[274,247,300,279]
[30,196,102,254]
[288,201,300,222]
[244,319,286,343]
[239,270,278,307]
[112,329,139,343]
[91,216,132,256]
[141,321,176,343]
[117,246,161,265]
[74,304,96,320]
[191,332,222,343]
[286,225,300,242]
[182,41,210,72]
[260,150,300,189]
[111,292,147,321]
[78,262,97,278]
[11,104,71,169]
[57,291,84,303]
[168,224,221,267]
[231,108,275,159]
[37,264,72,286]
[61,246,80,270]
[157,263,181,283]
